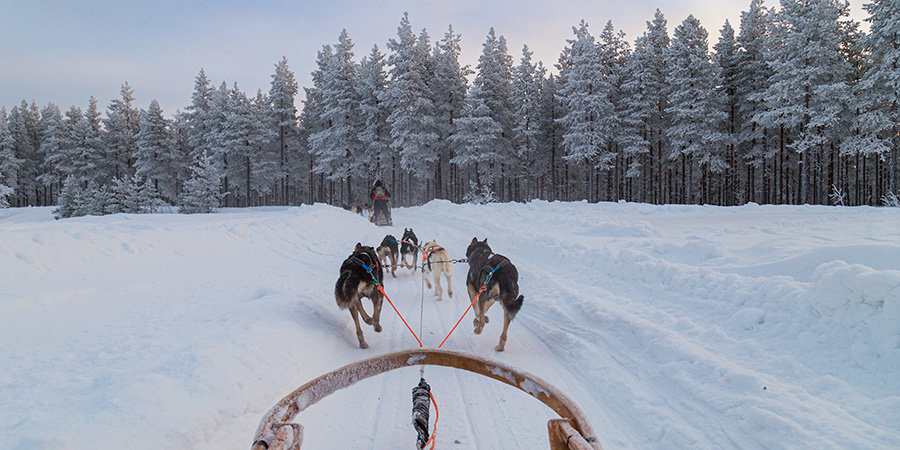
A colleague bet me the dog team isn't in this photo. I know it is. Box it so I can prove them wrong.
[334,227,524,352]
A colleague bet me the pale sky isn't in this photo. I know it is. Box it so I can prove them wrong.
[1,0,869,117]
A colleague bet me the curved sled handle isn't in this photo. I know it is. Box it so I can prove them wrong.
[251,348,602,450]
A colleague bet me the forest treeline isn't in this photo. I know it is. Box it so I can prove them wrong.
[1,0,899,214]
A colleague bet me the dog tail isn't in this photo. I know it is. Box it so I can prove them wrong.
[508,294,524,317]
[334,269,355,309]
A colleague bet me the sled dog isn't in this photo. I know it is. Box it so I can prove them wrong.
[334,243,384,349]
[377,235,399,277]
[421,240,453,301]
[465,238,524,352]
[400,228,419,270]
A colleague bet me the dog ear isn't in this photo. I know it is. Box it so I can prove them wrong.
[355,242,362,251]
[471,237,478,245]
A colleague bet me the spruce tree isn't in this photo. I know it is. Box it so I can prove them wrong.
[382,13,438,203]
[179,150,225,214]
[431,26,472,201]
[665,15,727,204]
[0,108,20,207]
[511,44,545,201]
[853,0,900,195]
[268,57,301,204]
[135,99,176,201]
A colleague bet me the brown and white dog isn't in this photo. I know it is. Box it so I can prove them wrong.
[420,240,453,301]
[465,238,524,351]
[377,235,399,277]
[334,243,384,349]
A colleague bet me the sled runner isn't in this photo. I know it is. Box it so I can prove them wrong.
[250,348,602,450]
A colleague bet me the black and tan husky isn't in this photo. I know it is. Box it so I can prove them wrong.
[377,235,399,277]
[335,243,384,349]
[465,238,524,351]
[400,228,419,270]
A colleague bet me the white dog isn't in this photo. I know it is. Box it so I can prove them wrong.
[420,240,453,301]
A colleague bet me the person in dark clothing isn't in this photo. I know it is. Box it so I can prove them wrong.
[370,180,391,225]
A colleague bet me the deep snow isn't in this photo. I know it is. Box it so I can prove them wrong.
[1,201,898,449]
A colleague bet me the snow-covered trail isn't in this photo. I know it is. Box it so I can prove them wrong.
[1,201,899,449]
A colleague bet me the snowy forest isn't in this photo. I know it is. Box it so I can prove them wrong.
[1,0,899,216]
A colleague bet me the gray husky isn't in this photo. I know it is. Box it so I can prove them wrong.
[465,238,524,351]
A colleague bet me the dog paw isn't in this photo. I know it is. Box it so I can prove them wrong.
[362,317,373,326]
[484,315,490,324]
[494,344,505,352]
[374,323,382,333]
[359,341,369,349]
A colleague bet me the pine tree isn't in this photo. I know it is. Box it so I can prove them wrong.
[178,150,225,214]
[37,104,65,203]
[309,30,366,205]
[714,20,741,204]
[736,0,774,203]
[268,57,301,204]
[104,82,140,181]
[470,28,516,200]
[8,101,42,206]
[181,69,214,162]
[618,12,670,203]
[135,99,176,201]
[556,21,616,202]
[382,13,439,203]
[853,0,900,196]
[0,108,20,207]
[450,93,503,194]
[760,0,853,204]
[357,45,392,184]
[665,15,727,204]
[511,44,545,201]
[431,26,472,201]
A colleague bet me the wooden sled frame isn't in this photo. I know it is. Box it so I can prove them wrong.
[251,348,603,450]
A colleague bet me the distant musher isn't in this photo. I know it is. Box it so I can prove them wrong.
[370,180,392,226]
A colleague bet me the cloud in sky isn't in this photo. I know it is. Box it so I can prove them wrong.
[1,0,869,116]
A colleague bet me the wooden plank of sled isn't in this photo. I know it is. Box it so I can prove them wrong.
[548,419,596,450]
[251,348,602,450]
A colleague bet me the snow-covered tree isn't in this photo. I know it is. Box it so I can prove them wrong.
[736,0,774,203]
[714,20,741,204]
[178,150,225,214]
[36,104,65,202]
[853,0,900,195]
[59,99,105,188]
[357,45,392,183]
[759,0,853,204]
[450,93,504,192]
[181,69,214,162]
[104,82,140,181]
[431,26,472,201]
[309,30,366,205]
[665,15,728,204]
[511,44,545,201]
[268,57,301,204]
[0,108,20,207]
[556,21,616,201]
[135,99,176,200]
[7,101,42,205]
[382,13,439,201]
[469,28,516,200]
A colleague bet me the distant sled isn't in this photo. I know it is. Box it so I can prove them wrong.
[369,200,392,226]
[250,348,603,450]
